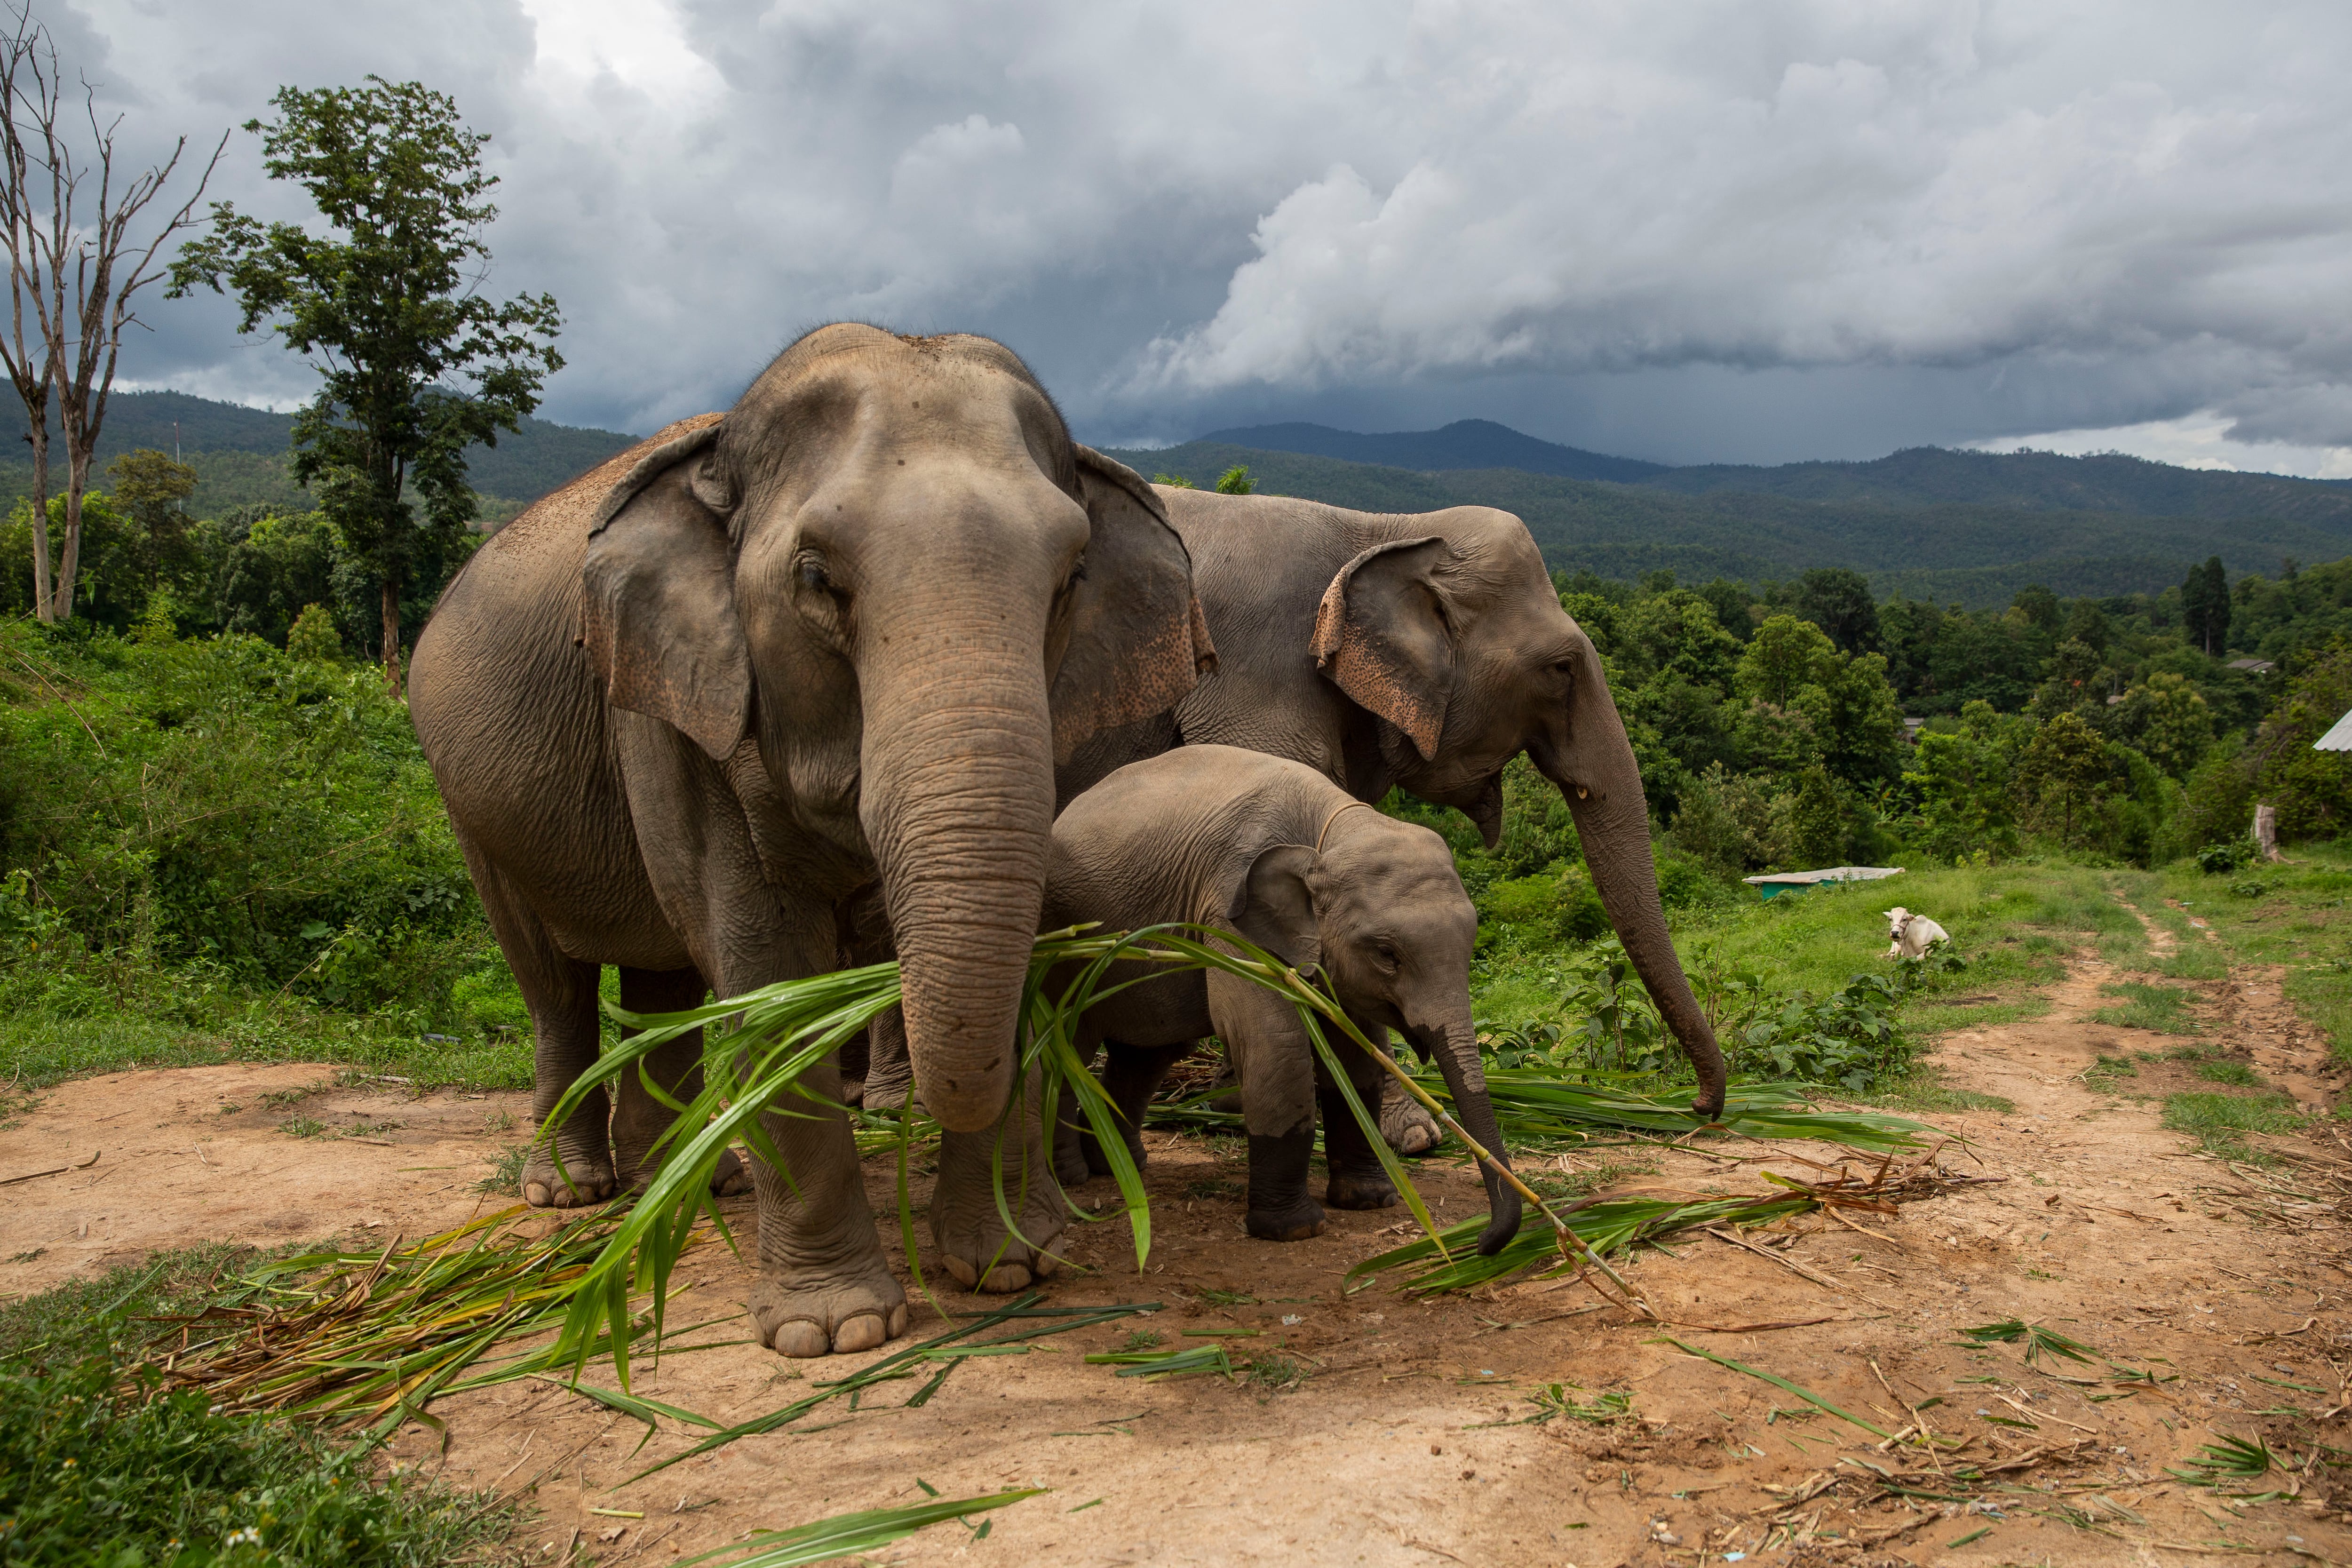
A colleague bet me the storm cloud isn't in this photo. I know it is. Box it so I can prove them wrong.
[65,0,2352,467]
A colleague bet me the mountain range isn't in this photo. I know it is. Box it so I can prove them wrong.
[6,393,2346,607]
[1112,420,2352,606]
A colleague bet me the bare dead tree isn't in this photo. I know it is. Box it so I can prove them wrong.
[0,3,220,622]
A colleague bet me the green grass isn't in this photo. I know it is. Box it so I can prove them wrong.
[2161,1090,2303,1162]
[1862,1065,2015,1115]
[0,947,533,1095]
[0,1244,527,1562]
[2091,981,2202,1035]
[2159,844,2352,1064]
[2194,1058,2263,1087]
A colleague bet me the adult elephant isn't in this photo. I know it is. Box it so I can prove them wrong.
[408,326,1214,1357]
[1056,490,1729,1118]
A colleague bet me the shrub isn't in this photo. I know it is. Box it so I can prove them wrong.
[0,621,494,1019]
[285,602,342,662]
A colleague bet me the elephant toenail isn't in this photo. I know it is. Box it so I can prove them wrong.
[523,1182,549,1205]
[1032,1251,1062,1279]
[887,1304,909,1338]
[978,1263,1032,1293]
[940,1254,978,1288]
[770,1320,829,1358]
[834,1314,886,1353]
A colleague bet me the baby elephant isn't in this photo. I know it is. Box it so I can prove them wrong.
[1885,907,1950,960]
[1044,745,1521,1255]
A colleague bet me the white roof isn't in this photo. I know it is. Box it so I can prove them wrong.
[2316,708,2352,751]
[1741,866,1906,886]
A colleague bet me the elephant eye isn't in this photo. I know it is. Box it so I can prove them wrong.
[796,555,832,592]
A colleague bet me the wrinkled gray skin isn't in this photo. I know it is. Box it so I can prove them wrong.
[1044,746,1521,1254]
[408,326,1213,1356]
[1059,491,1729,1118]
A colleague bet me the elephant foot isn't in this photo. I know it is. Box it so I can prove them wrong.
[1080,1126,1147,1180]
[931,1119,1069,1294]
[1052,1122,1095,1191]
[1325,1170,1400,1211]
[1379,1091,1443,1156]
[1245,1197,1326,1242]
[750,1263,910,1358]
[521,1142,616,1209]
[710,1146,754,1196]
[616,1143,754,1200]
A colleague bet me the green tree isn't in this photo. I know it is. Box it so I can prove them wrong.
[2015,710,2111,846]
[1150,471,1196,489]
[169,77,562,692]
[1735,613,1838,708]
[2011,584,2062,637]
[1902,701,2022,862]
[2182,556,2231,655]
[286,601,341,662]
[104,448,199,606]
[2250,641,2352,841]
[2115,671,2213,779]
[1214,464,1255,495]
[1792,566,1881,653]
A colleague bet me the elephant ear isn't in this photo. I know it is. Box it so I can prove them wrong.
[1225,842,1322,973]
[1310,536,1454,761]
[1049,446,1218,765]
[580,416,751,762]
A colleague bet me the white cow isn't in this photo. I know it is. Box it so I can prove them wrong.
[1884,907,1949,960]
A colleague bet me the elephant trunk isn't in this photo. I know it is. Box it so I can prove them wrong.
[1417,1016,1520,1257]
[859,606,1058,1135]
[1533,638,1730,1119]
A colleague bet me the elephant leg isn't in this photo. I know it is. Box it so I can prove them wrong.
[1049,1023,1100,1190]
[930,1064,1069,1292]
[1378,1040,1444,1156]
[746,1045,910,1357]
[859,1005,916,1112]
[611,966,750,1200]
[1210,974,1324,1242]
[1320,1026,1401,1213]
[466,853,615,1209]
[1085,1040,1187,1178]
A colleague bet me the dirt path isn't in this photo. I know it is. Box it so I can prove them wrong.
[7,911,2352,1567]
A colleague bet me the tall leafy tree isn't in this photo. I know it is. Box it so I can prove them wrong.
[2181,555,2231,655]
[170,77,561,691]
[1791,566,1881,654]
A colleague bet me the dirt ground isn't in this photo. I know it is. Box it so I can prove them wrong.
[8,900,2352,1567]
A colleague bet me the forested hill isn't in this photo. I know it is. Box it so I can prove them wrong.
[2,389,639,516]
[1199,418,2352,523]
[1107,437,2352,607]
[1196,419,1669,483]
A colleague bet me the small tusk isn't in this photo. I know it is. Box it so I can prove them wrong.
[1574,785,1589,799]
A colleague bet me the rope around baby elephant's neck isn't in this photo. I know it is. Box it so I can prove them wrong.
[1315,800,1379,852]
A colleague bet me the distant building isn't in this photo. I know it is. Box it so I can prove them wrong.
[2227,658,2277,676]
[2317,708,2352,751]
[1901,717,1924,744]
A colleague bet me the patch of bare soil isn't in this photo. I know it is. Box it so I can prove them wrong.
[0,1065,529,1294]
[9,911,2352,1568]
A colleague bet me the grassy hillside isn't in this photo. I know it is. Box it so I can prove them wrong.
[0,389,638,512]
[1109,440,2352,604]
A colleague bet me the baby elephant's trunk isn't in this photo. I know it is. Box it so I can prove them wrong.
[1417,1016,1521,1256]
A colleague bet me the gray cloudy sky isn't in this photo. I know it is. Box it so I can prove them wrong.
[66,0,2352,473]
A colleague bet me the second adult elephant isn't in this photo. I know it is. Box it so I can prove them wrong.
[1060,490,1729,1117]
